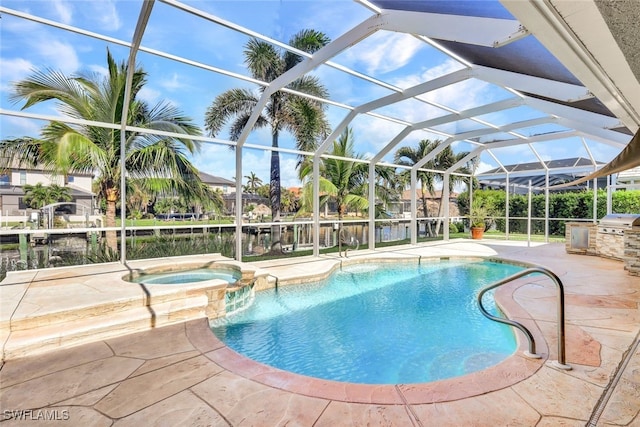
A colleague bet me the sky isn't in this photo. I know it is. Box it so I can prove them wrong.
[0,0,623,190]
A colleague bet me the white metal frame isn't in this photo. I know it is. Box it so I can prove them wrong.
[1,0,637,263]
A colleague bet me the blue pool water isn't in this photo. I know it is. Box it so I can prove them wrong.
[211,259,522,384]
[132,268,239,285]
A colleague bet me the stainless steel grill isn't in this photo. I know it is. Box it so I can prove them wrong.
[598,214,640,235]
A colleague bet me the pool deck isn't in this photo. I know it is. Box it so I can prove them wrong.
[1,240,639,426]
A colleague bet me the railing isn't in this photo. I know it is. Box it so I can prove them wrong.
[477,266,571,370]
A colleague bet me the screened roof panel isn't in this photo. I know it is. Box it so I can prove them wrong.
[481,156,603,177]
[435,37,582,85]
[472,132,526,144]
[1,0,637,189]
[329,30,454,84]
[474,106,545,126]
[431,119,490,136]
[515,124,572,138]
[371,0,516,20]
[416,78,515,111]
[370,98,450,124]
[520,92,617,119]
[313,63,396,106]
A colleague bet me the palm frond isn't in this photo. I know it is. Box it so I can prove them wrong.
[204,88,259,137]
[284,29,330,70]
[244,39,281,81]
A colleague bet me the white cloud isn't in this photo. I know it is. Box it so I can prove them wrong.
[342,32,425,75]
[475,160,495,174]
[0,58,34,92]
[52,0,73,25]
[88,65,109,79]
[1,116,43,138]
[90,0,122,31]
[159,73,186,92]
[137,86,162,105]
[34,40,80,74]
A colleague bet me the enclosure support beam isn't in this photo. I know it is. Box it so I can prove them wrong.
[443,173,450,241]
[545,171,550,242]
[593,177,598,222]
[368,162,376,251]
[120,0,155,265]
[505,174,510,239]
[312,156,321,257]
[235,147,243,262]
[410,169,418,245]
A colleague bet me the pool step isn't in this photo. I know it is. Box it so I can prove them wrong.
[3,294,210,360]
[9,294,145,332]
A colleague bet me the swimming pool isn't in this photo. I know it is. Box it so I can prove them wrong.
[211,259,523,384]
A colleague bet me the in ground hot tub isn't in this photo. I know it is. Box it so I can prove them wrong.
[129,267,240,285]
[124,262,265,318]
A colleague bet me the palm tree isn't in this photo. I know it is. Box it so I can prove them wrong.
[204,29,331,252]
[126,181,152,218]
[394,139,438,219]
[22,183,71,209]
[280,187,299,214]
[0,50,212,249]
[300,127,398,217]
[243,171,263,194]
[299,128,368,221]
[432,145,474,235]
[299,128,396,250]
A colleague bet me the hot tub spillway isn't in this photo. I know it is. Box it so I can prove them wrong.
[225,278,255,314]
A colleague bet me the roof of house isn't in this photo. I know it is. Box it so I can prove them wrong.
[0,185,94,197]
[198,171,234,186]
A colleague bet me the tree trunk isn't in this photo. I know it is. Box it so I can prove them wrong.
[420,184,434,237]
[435,194,446,236]
[105,187,118,251]
[269,132,282,253]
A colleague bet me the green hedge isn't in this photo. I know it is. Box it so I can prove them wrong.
[458,189,640,236]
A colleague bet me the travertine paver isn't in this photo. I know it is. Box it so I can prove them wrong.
[512,364,604,421]
[314,401,418,426]
[0,340,113,388]
[105,322,196,359]
[112,390,228,427]
[191,371,330,425]
[93,355,223,418]
[0,242,638,426]
[411,387,541,426]
[1,356,144,409]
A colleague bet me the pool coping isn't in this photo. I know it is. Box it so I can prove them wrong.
[203,255,551,405]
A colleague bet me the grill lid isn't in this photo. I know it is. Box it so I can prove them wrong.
[599,213,640,227]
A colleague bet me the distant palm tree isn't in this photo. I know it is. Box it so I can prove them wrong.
[243,171,263,194]
[127,181,152,218]
[205,29,331,252]
[299,128,368,221]
[299,128,395,249]
[432,145,474,235]
[22,183,71,209]
[0,50,212,249]
[394,139,438,219]
[280,188,298,214]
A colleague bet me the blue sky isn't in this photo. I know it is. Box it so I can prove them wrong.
[0,0,622,189]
